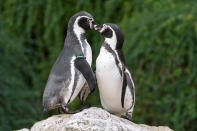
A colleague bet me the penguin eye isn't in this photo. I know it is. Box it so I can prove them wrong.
[103,24,107,28]
[88,18,93,22]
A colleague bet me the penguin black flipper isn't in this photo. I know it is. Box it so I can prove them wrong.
[125,68,135,110]
[74,58,96,92]
[121,68,127,108]
[121,67,135,109]
[117,49,127,108]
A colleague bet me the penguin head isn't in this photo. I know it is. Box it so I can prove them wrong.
[95,23,124,49]
[67,11,95,32]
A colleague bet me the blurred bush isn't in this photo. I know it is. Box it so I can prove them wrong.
[0,0,196,130]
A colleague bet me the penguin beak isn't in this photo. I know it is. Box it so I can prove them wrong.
[88,18,94,29]
[94,24,107,33]
[94,24,102,31]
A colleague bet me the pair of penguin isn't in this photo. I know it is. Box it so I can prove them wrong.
[43,11,135,121]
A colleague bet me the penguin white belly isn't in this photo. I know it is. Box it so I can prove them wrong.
[69,43,92,103]
[96,48,126,115]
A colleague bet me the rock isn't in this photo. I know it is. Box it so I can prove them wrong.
[29,107,173,131]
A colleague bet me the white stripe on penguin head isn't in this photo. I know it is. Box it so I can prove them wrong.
[104,24,117,50]
[73,16,90,54]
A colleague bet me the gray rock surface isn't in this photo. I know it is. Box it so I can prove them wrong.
[19,107,174,131]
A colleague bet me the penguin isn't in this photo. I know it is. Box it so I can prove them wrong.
[94,23,135,121]
[43,11,97,114]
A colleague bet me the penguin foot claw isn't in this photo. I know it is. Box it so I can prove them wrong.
[121,114,132,121]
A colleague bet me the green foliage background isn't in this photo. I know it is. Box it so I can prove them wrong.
[0,0,197,130]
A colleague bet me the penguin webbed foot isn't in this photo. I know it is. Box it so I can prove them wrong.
[121,113,132,121]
